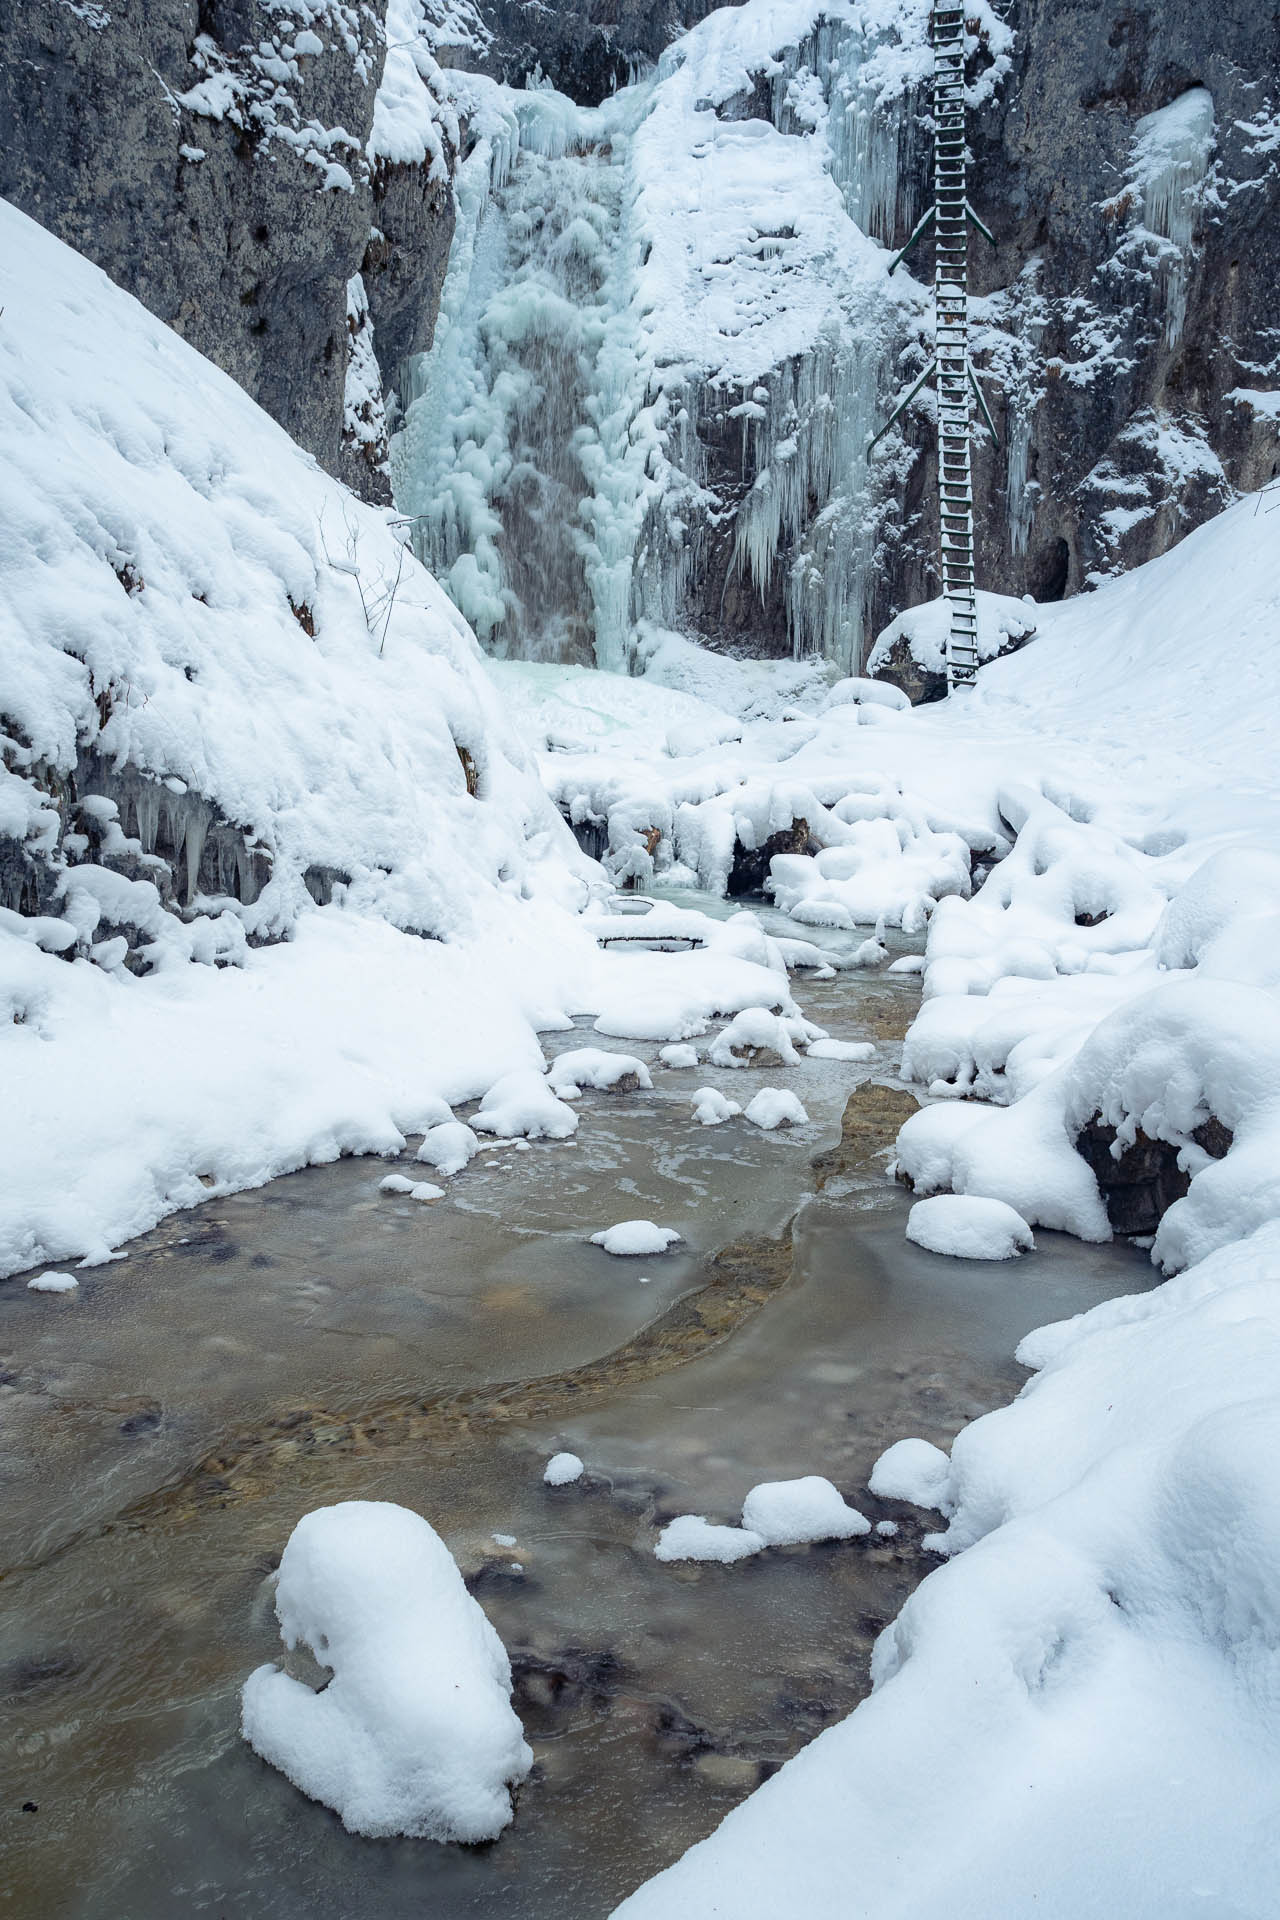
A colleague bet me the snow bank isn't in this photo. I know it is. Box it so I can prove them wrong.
[740,1476,870,1545]
[905,1195,1035,1261]
[615,492,1280,1920]
[590,1221,682,1257]
[241,1502,531,1842]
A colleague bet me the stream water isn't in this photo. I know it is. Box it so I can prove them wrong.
[0,899,1152,1917]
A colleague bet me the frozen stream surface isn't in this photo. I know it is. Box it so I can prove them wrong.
[0,899,1151,1918]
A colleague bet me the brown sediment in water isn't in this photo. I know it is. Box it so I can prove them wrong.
[812,1081,922,1189]
[128,1225,801,1524]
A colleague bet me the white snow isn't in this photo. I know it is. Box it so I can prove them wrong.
[472,1070,579,1141]
[868,1437,954,1513]
[654,1515,766,1565]
[240,1502,531,1841]
[691,1087,743,1127]
[543,1452,584,1486]
[379,1174,445,1202]
[805,1037,875,1061]
[545,1047,653,1097]
[416,1120,480,1176]
[589,1220,682,1257]
[659,1043,700,1069]
[25,1270,79,1293]
[905,1195,1035,1261]
[743,1089,810,1131]
[741,1476,871,1545]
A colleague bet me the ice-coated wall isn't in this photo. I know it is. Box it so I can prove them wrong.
[391,0,932,675]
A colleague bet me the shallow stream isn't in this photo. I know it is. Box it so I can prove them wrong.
[0,899,1152,1917]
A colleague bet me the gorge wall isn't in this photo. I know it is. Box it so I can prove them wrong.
[2,0,1278,670]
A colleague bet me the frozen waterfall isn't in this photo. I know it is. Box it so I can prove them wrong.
[390,4,929,674]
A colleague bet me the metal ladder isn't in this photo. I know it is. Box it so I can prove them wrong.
[870,0,1000,692]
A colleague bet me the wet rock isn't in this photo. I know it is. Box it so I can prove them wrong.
[1074,1113,1232,1236]
[509,1645,623,1730]
[728,820,812,897]
[118,1406,163,1438]
[2,1651,84,1697]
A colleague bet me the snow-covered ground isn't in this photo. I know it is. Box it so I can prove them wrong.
[0,202,828,1277]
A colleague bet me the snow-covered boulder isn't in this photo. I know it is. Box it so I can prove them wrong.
[743,1089,809,1130]
[869,1438,954,1513]
[740,1476,870,1546]
[379,1174,445,1202]
[691,1087,742,1126]
[240,1502,532,1841]
[416,1121,480,1177]
[546,1048,652,1098]
[543,1452,585,1486]
[660,1043,701,1069]
[906,1195,1036,1261]
[708,1007,801,1068]
[654,1515,765,1564]
[473,1071,578,1141]
[590,1220,682,1256]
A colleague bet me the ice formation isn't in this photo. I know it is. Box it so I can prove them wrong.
[240,1502,532,1842]
[392,0,934,672]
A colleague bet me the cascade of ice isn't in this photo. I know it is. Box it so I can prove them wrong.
[391,6,926,676]
[1132,87,1216,348]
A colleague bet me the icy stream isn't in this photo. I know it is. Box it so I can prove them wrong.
[0,907,1151,1917]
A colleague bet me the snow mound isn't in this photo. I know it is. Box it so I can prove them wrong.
[543,1452,584,1487]
[240,1502,531,1841]
[740,1476,870,1546]
[868,1437,954,1512]
[590,1220,682,1256]
[546,1047,653,1098]
[379,1174,445,1202]
[691,1088,742,1127]
[743,1089,809,1130]
[805,1037,874,1061]
[660,1043,700,1069]
[905,1195,1035,1261]
[654,1515,765,1565]
[26,1270,79,1293]
[416,1120,480,1177]
[473,1070,579,1141]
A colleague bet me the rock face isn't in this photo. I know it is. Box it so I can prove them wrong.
[2,0,1276,649]
[906,0,1280,612]
[0,0,455,500]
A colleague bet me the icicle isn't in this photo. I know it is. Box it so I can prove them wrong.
[1132,88,1215,347]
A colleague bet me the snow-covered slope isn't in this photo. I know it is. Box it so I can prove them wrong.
[0,200,810,1275]
[603,498,1280,1917]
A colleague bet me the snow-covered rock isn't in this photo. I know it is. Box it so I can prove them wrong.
[240,1502,531,1841]
[740,1476,870,1546]
[473,1071,579,1141]
[905,1195,1036,1261]
[543,1452,584,1487]
[743,1089,809,1131]
[654,1515,766,1565]
[546,1047,653,1098]
[590,1220,682,1257]
[659,1043,700,1069]
[416,1120,480,1177]
[379,1174,445,1202]
[26,1270,79,1293]
[691,1088,742,1127]
[869,1438,954,1513]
